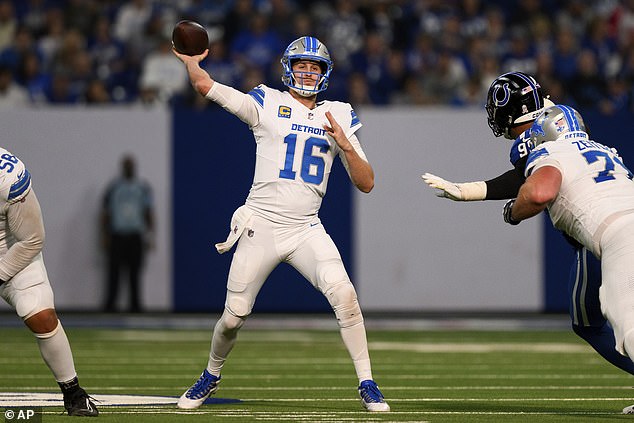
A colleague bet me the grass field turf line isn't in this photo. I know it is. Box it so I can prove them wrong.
[1,325,633,422]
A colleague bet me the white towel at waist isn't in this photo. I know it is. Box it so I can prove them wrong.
[215,205,254,254]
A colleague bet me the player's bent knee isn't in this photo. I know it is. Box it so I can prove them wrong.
[226,293,252,318]
[317,259,349,287]
[16,287,55,322]
[218,309,246,333]
[325,282,363,328]
[32,318,60,339]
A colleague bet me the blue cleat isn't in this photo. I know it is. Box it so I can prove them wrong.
[358,379,390,412]
[177,369,221,409]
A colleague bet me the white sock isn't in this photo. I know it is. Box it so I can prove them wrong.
[207,311,244,376]
[35,321,77,383]
[340,321,373,383]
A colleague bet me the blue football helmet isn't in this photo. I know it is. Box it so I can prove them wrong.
[529,105,587,147]
[281,36,333,97]
[486,72,553,139]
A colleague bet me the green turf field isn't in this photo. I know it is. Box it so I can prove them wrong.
[1,323,634,422]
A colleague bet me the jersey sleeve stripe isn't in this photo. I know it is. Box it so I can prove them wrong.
[350,110,360,128]
[248,87,265,108]
[526,148,549,170]
[9,169,31,201]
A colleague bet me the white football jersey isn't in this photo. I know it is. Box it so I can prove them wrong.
[244,84,366,224]
[525,132,634,256]
[0,147,32,255]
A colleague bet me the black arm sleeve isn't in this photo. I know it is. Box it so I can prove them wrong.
[484,156,528,200]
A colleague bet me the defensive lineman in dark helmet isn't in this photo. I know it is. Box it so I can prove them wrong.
[486,72,552,140]
[423,71,554,201]
[421,72,634,385]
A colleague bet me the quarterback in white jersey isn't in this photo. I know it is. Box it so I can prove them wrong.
[506,105,634,362]
[0,147,97,416]
[244,85,365,223]
[173,36,389,412]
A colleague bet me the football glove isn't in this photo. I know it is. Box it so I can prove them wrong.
[421,173,487,201]
[503,199,520,225]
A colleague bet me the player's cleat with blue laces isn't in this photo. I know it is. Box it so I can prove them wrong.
[358,379,390,412]
[177,369,221,409]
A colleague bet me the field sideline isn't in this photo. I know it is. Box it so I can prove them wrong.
[1,313,633,422]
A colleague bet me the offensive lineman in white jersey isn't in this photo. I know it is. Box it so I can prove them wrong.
[0,148,98,416]
[505,105,634,413]
[173,36,390,412]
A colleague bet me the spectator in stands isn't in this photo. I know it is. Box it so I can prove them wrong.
[83,78,111,104]
[584,15,619,77]
[500,27,537,75]
[67,50,94,100]
[230,13,284,77]
[223,0,254,45]
[0,1,16,51]
[87,16,127,101]
[113,0,152,47]
[421,48,468,104]
[0,25,37,70]
[267,0,297,41]
[600,76,630,115]
[318,0,365,73]
[349,31,392,104]
[45,72,77,104]
[18,0,49,38]
[568,48,606,109]
[552,26,580,81]
[0,0,632,113]
[406,32,437,77]
[36,7,65,70]
[139,37,188,104]
[50,28,85,76]
[62,0,98,35]
[202,37,242,88]
[346,72,373,105]
[15,51,49,103]
[0,63,29,106]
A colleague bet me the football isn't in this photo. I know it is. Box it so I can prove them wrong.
[172,20,209,56]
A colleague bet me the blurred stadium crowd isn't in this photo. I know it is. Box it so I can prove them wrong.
[0,0,633,114]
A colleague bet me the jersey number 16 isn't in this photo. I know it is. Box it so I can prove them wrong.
[279,134,329,185]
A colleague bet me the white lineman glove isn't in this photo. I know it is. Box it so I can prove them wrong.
[421,172,487,201]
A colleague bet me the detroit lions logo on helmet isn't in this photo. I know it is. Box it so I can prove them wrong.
[531,119,546,139]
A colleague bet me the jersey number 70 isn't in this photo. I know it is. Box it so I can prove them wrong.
[279,134,329,185]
